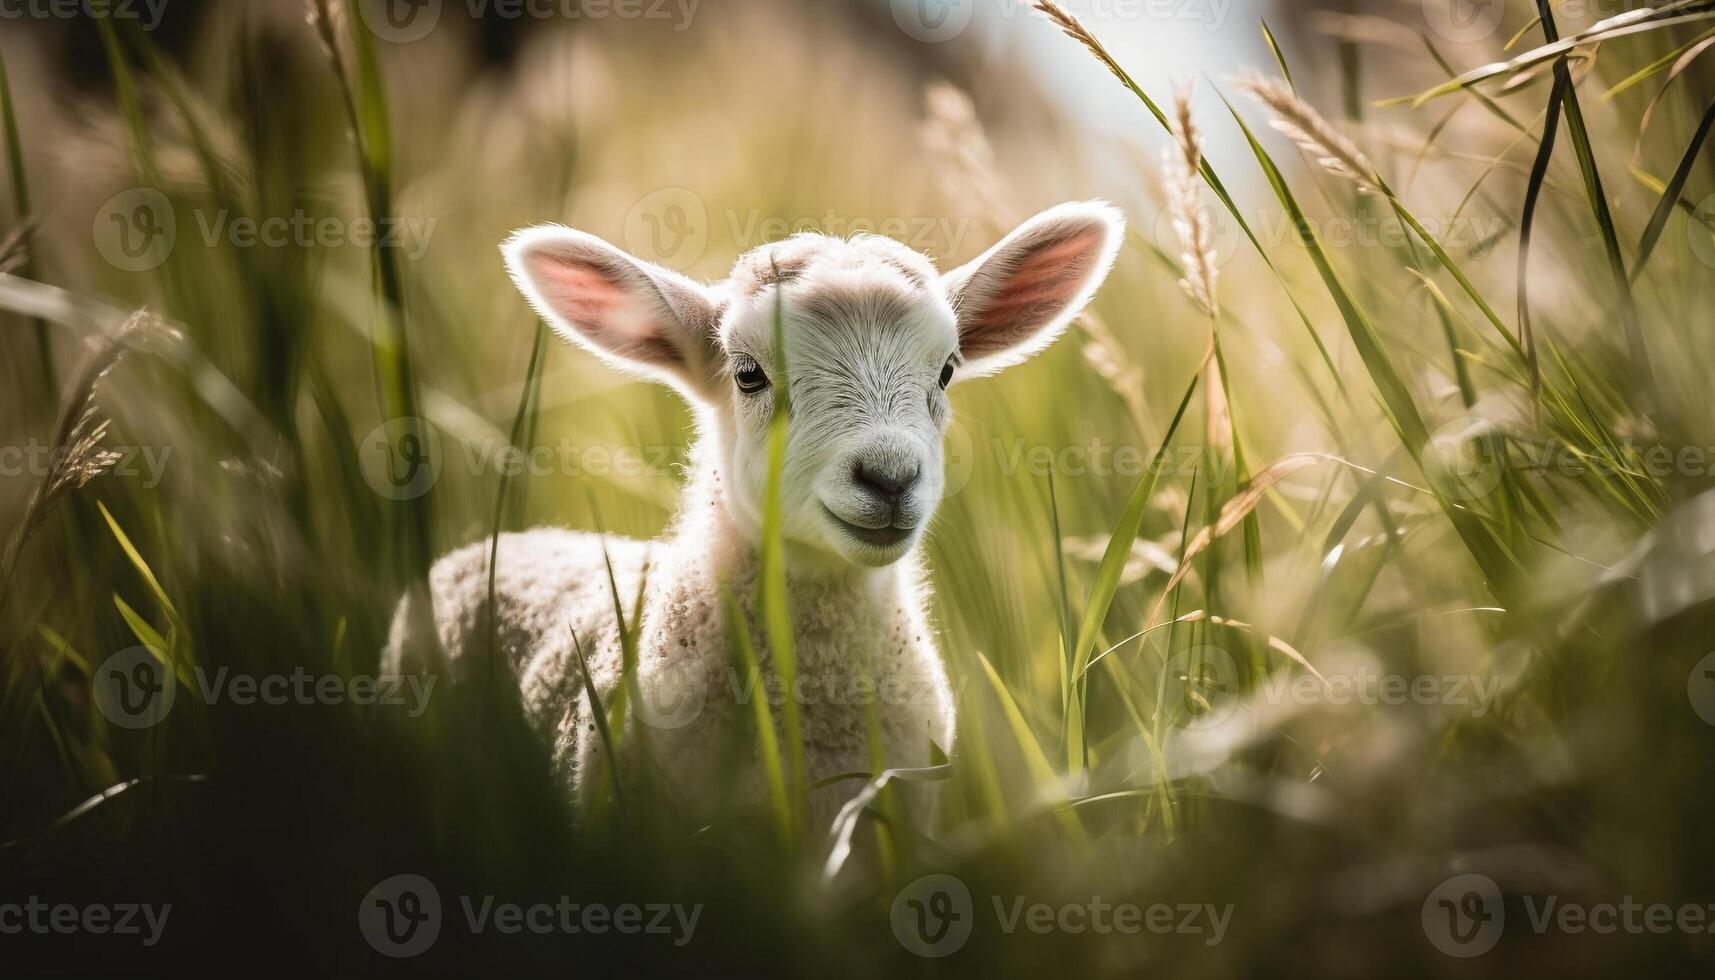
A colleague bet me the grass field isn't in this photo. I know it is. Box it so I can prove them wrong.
[5,0,1715,975]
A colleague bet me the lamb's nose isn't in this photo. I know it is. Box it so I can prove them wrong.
[853,457,921,506]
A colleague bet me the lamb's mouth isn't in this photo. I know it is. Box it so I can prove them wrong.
[823,505,915,549]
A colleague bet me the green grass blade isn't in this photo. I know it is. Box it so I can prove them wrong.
[760,266,804,841]
[486,322,549,669]
[1630,96,1715,280]
[1221,96,1526,599]
[722,588,791,845]
[1380,186,1523,355]
[1534,0,1653,396]
[1406,269,1478,405]
[976,651,1085,842]
[570,628,627,819]
[1601,26,1715,102]
[97,501,179,625]
[1419,33,1528,133]
[95,18,160,186]
[1221,98,1427,449]
[1262,30,1522,357]
[1385,3,1715,107]
[1260,19,1293,88]
[37,625,92,678]
[0,48,27,224]
[0,46,51,387]
[1517,66,1569,392]
[1065,372,1198,763]
[313,0,433,582]
[1035,9,1346,394]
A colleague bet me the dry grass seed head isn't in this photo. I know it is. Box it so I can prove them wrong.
[1235,71,1381,195]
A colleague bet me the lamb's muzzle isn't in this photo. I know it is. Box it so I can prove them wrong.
[383,200,1125,832]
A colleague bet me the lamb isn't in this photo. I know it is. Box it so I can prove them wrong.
[383,201,1124,831]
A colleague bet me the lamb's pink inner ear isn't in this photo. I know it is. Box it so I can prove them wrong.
[959,226,1104,360]
[528,252,681,367]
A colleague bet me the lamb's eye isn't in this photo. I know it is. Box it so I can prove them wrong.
[734,358,770,395]
[938,359,956,390]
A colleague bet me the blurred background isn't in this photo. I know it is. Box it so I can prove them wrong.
[4,0,1715,975]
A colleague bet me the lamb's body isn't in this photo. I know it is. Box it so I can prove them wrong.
[384,460,954,828]
[388,201,1120,834]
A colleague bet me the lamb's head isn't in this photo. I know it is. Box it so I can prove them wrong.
[504,201,1124,569]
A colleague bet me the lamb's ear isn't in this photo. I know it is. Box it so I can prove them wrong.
[503,225,723,397]
[942,202,1124,377]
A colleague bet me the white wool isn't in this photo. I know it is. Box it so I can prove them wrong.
[384,201,1124,833]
